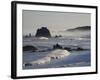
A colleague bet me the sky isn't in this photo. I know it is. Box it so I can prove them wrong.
[22,10,91,36]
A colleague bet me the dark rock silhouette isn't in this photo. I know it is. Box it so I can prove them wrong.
[24,63,32,67]
[23,33,32,38]
[64,46,86,51]
[55,35,62,38]
[23,45,37,52]
[76,47,84,51]
[35,27,51,37]
[64,47,71,51]
[53,43,63,49]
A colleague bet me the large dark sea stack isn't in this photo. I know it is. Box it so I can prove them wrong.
[35,27,51,37]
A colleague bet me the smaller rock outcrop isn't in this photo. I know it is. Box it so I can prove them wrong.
[53,43,63,49]
[23,45,37,52]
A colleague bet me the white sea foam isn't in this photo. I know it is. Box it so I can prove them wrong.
[30,49,71,65]
[39,37,48,40]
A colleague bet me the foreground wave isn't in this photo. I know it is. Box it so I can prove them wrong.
[23,49,71,67]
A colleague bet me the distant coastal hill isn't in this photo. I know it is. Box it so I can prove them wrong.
[67,26,90,31]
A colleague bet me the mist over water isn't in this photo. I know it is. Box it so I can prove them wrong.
[51,30,90,37]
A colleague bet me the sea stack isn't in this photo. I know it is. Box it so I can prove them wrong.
[35,27,51,37]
